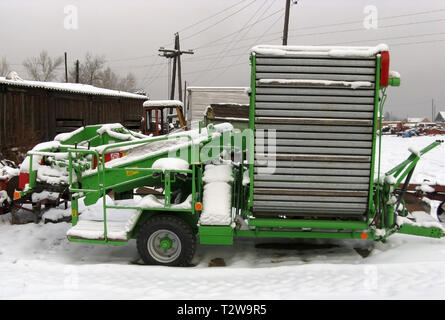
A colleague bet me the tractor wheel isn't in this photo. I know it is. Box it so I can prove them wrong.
[137,215,196,267]
[438,201,445,222]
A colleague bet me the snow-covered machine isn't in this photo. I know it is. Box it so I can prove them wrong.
[14,44,445,266]
[11,124,149,223]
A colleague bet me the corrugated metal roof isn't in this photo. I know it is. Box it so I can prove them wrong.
[0,77,148,100]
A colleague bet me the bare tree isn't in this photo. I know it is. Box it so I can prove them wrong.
[23,51,63,81]
[118,72,137,92]
[100,67,120,90]
[0,58,9,76]
[69,53,138,92]
[70,53,106,86]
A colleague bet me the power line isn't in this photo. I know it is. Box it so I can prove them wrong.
[192,7,284,50]
[286,16,445,41]
[391,37,445,47]
[288,7,445,33]
[202,0,271,83]
[103,7,445,67]
[178,0,249,33]
[191,7,445,52]
[105,53,158,64]
[146,61,167,87]
[209,11,285,85]
[321,30,445,46]
[181,0,257,42]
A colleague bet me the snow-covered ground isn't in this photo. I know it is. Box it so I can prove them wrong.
[0,135,444,300]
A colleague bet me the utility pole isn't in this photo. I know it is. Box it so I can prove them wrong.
[159,33,194,122]
[282,0,291,45]
[176,33,183,102]
[75,60,80,83]
[64,52,68,83]
[432,99,435,122]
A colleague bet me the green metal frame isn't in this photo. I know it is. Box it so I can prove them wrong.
[19,49,445,251]
[248,54,256,212]
[367,56,382,220]
[64,125,235,245]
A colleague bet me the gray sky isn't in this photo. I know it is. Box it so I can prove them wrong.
[1,0,445,119]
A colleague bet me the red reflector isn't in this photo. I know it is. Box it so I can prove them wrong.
[380,51,390,87]
[18,172,29,190]
[360,233,368,240]
[195,202,203,211]
[14,191,21,200]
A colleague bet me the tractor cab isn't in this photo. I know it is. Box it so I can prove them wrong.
[142,100,187,136]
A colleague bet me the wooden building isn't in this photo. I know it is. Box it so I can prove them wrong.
[186,87,249,124]
[0,76,147,161]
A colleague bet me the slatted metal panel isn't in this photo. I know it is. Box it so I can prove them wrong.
[252,54,376,218]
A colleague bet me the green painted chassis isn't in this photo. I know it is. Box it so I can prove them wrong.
[19,54,445,247]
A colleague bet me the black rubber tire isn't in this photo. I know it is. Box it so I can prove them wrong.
[137,215,196,267]
[438,201,445,222]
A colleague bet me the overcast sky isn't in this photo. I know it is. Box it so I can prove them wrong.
[1,0,445,119]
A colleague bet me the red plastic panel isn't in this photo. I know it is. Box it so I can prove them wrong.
[380,51,390,87]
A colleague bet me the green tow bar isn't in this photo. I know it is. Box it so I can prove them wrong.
[380,140,444,239]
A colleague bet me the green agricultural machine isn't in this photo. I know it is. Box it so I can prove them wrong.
[17,44,444,266]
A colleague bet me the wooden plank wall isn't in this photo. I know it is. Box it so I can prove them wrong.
[0,84,145,160]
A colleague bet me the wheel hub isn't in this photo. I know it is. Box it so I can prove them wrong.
[147,229,182,263]
[159,236,174,251]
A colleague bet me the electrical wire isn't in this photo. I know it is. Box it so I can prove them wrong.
[208,11,285,85]
[181,0,257,42]
[198,0,271,83]
[177,0,249,34]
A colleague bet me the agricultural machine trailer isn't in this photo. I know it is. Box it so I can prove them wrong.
[16,44,445,266]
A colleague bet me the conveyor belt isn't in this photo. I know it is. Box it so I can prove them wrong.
[252,54,377,217]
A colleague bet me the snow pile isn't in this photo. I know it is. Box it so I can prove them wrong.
[138,194,192,210]
[257,79,373,89]
[36,165,70,185]
[329,44,388,58]
[242,170,250,186]
[0,190,10,205]
[384,174,397,185]
[397,211,445,232]
[0,77,147,100]
[67,196,141,241]
[86,123,234,176]
[0,164,19,180]
[417,184,436,194]
[67,218,139,241]
[143,100,183,108]
[42,208,72,223]
[54,127,84,142]
[5,71,23,81]
[138,195,164,209]
[200,164,233,226]
[31,191,60,203]
[251,44,388,58]
[202,164,234,184]
[408,146,421,157]
[172,194,192,210]
[389,70,401,78]
[152,158,189,172]
[20,141,61,173]
[96,123,135,141]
